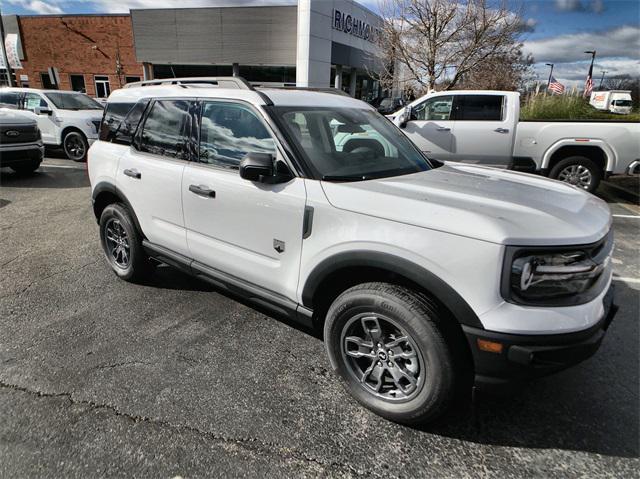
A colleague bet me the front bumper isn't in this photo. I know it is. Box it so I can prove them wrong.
[463,285,617,389]
[0,143,44,166]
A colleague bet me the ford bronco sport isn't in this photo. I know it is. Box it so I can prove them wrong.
[88,77,617,424]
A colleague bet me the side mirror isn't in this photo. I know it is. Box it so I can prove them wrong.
[396,106,413,129]
[34,106,53,116]
[240,153,293,184]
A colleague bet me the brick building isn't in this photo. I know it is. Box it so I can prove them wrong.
[2,14,143,97]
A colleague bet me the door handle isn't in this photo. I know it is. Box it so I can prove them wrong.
[494,128,509,133]
[189,184,216,198]
[123,168,141,179]
[436,127,451,132]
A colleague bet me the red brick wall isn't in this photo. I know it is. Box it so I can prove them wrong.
[16,15,143,97]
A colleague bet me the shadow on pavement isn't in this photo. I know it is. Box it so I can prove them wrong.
[0,167,89,189]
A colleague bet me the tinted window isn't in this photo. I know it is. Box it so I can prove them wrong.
[100,101,146,144]
[45,92,102,110]
[413,96,453,121]
[139,100,191,159]
[0,91,21,107]
[199,102,276,169]
[456,95,503,121]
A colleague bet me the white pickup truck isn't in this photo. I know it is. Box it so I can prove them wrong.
[391,91,640,192]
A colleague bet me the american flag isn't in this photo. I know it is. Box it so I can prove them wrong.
[584,63,594,97]
[548,76,565,94]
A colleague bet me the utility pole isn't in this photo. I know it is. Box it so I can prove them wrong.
[599,70,608,89]
[545,63,554,88]
[0,7,15,86]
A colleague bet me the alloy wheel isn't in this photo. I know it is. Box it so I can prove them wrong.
[104,218,130,269]
[557,164,592,190]
[340,314,424,402]
[64,132,86,161]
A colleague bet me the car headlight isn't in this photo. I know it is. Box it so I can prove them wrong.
[501,232,613,306]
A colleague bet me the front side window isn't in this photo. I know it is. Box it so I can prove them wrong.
[44,92,103,110]
[23,93,48,111]
[456,95,504,121]
[413,96,453,121]
[139,99,191,159]
[199,102,276,169]
[273,106,431,181]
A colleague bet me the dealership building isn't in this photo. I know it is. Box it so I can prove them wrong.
[1,0,384,100]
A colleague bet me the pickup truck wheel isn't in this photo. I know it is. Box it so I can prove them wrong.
[324,283,456,425]
[550,156,602,193]
[63,130,88,162]
[99,203,150,282]
[10,160,41,175]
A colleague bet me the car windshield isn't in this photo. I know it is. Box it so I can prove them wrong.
[44,92,103,110]
[272,106,431,181]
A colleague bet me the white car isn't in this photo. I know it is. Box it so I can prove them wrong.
[0,87,104,161]
[88,77,617,424]
[392,90,640,192]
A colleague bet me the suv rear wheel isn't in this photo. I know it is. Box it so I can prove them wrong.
[63,130,88,162]
[99,203,150,281]
[324,283,457,424]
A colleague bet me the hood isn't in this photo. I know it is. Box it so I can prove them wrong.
[0,107,37,125]
[321,164,612,246]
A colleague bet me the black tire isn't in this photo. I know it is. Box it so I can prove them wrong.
[324,282,458,424]
[63,130,89,162]
[549,156,602,193]
[10,160,41,175]
[99,203,150,282]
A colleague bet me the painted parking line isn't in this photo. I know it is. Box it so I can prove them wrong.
[40,163,85,170]
[612,214,640,219]
[613,276,640,284]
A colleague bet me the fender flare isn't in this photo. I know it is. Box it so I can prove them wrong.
[91,181,145,237]
[301,250,484,329]
[541,139,615,172]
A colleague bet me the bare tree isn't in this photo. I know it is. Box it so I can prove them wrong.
[377,0,531,94]
[455,44,534,91]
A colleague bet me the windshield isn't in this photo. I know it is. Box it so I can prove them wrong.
[613,100,632,107]
[272,106,431,181]
[44,92,103,110]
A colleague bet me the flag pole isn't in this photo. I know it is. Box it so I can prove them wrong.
[545,63,554,88]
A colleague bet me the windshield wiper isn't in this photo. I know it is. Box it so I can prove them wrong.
[322,174,370,182]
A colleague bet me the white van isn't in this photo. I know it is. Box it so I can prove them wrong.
[589,90,633,115]
[0,88,104,161]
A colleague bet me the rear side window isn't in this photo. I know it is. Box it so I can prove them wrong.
[0,91,20,107]
[455,95,504,121]
[139,99,191,159]
[99,101,148,145]
[198,102,276,169]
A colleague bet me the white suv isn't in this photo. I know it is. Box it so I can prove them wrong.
[88,77,617,424]
[0,87,104,161]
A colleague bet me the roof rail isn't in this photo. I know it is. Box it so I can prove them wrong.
[123,77,253,90]
[254,85,351,97]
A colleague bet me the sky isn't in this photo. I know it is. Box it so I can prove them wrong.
[1,0,639,87]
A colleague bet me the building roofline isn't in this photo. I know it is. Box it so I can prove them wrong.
[5,13,130,18]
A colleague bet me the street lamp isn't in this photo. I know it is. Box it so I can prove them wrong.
[599,70,608,89]
[545,63,554,88]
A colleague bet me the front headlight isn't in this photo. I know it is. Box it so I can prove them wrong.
[502,233,612,306]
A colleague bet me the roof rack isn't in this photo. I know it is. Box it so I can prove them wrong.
[123,77,253,90]
[254,85,351,97]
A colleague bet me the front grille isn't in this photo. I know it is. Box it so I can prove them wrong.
[0,123,39,144]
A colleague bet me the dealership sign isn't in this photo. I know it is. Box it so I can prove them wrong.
[0,34,22,70]
[332,9,379,43]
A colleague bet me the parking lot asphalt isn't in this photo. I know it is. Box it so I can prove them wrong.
[1,158,638,478]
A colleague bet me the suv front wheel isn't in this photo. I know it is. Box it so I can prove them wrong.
[324,283,457,424]
[99,203,150,282]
